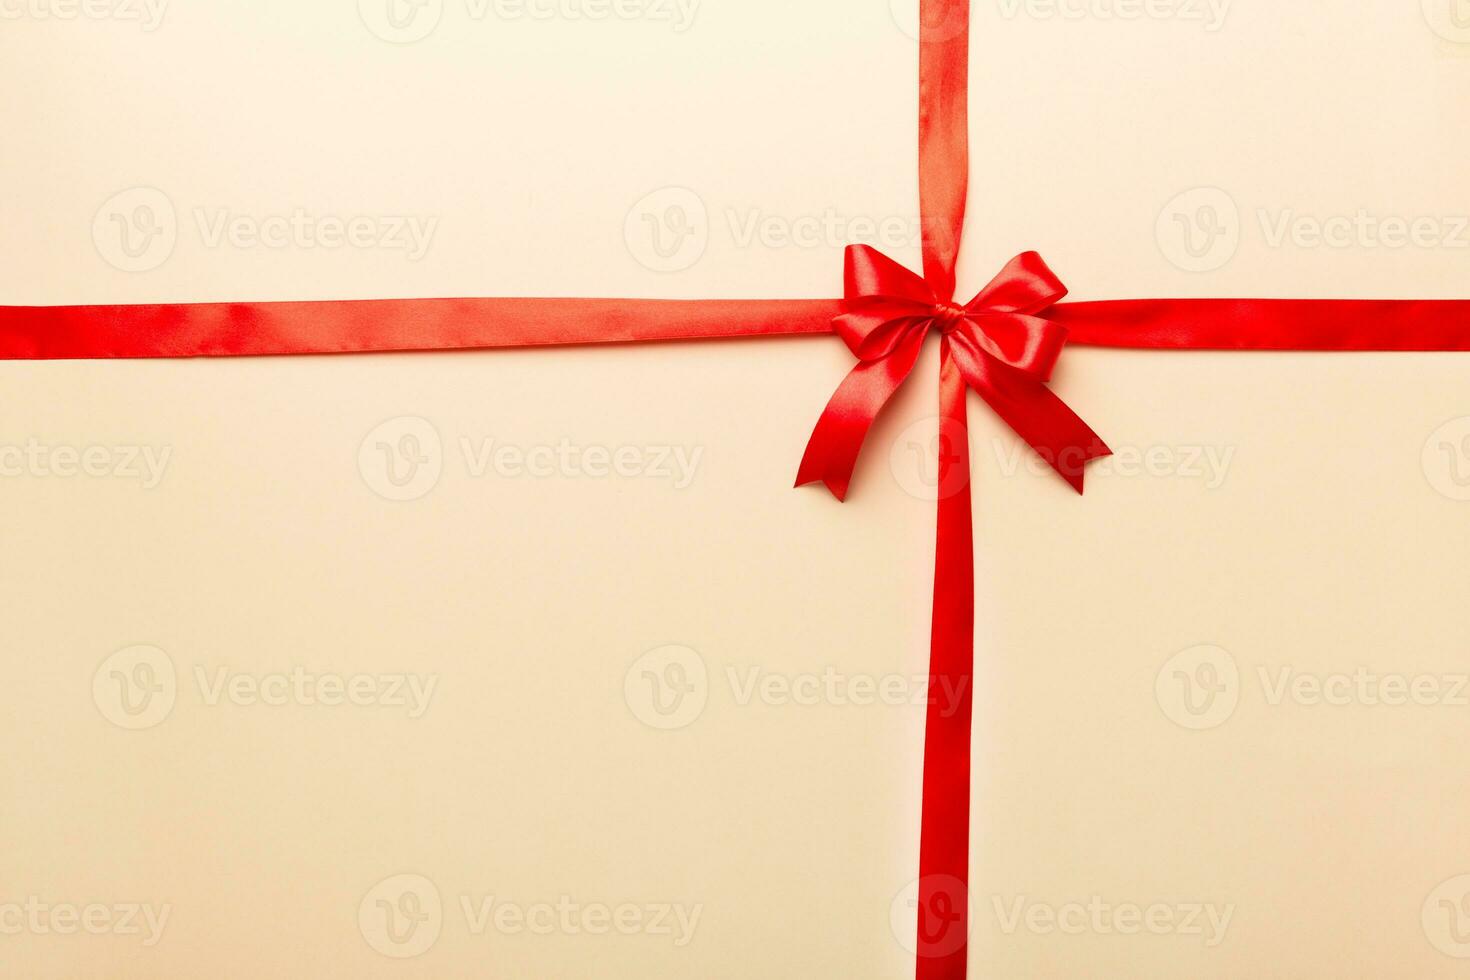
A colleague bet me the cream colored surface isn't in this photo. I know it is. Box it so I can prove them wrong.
[3,1,1470,977]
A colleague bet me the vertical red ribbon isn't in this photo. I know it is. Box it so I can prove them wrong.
[916,338,975,979]
[918,0,970,302]
[915,2,974,978]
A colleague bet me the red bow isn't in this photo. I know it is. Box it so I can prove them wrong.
[796,244,1112,980]
[796,245,1111,499]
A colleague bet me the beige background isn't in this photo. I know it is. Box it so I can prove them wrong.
[3,0,1470,976]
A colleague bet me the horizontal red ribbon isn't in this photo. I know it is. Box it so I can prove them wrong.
[0,298,839,359]
[8,296,1470,360]
[1058,297,1470,350]
[4,1,1470,978]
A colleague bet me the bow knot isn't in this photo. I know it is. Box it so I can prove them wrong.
[795,244,1111,501]
[932,301,968,333]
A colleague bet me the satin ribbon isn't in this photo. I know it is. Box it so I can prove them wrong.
[0,297,839,358]
[796,244,1110,501]
[4,1,1470,977]
[9,294,1470,358]
[794,241,1110,980]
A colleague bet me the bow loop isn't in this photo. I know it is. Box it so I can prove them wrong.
[965,250,1068,315]
[833,312,930,363]
[845,244,938,307]
[833,245,946,361]
[959,312,1067,381]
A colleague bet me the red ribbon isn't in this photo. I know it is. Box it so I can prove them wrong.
[5,1,1470,977]
[796,244,1110,501]
[794,242,1109,980]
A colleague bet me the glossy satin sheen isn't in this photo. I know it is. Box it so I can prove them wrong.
[4,1,1470,978]
[7,294,1470,358]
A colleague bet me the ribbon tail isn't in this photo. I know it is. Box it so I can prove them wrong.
[952,347,1111,494]
[795,333,925,501]
[916,337,975,980]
